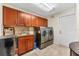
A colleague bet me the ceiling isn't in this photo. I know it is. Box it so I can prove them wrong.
[4,3,76,18]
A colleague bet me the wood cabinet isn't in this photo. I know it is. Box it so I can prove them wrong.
[18,37,26,55]
[3,6,48,27]
[36,17,48,27]
[24,13,32,26]
[17,11,25,26]
[37,17,41,27]
[18,35,34,55]
[3,6,18,27]
[27,36,34,51]
[31,15,38,27]
[41,18,44,26]
[45,19,48,27]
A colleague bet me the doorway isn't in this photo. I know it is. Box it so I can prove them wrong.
[34,27,40,49]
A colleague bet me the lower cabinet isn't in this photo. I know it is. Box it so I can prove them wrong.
[27,37,34,51]
[18,35,34,55]
[18,37,26,55]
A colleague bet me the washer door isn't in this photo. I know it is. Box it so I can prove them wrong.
[4,38,14,56]
[4,38,13,48]
[42,30,46,37]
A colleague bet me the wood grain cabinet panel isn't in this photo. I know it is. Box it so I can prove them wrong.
[46,20,48,27]
[40,18,42,26]
[37,17,41,27]
[43,19,46,27]
[17,11,25,26]
[3,6,48,27]
[31,15,38,27]
[3,6,17,26]
[18,35,34,55]
[31,15,35,27]
[27,37,34,50]
[18,37,26,55]
[24,13,32,26]
[41,19,44,26]
[36,17,48,27]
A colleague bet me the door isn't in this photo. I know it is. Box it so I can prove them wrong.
[59,14,76,47]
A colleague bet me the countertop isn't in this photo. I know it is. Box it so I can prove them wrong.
[0,34,34,39]
[0,35,16,40]
[17,34,34,38]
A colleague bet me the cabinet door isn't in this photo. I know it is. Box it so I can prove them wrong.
[41,19,45,27]
[37,17,41,27]
[17,11,24,26]
[24,37,28,52]
[3,6,17,26]
[27,37,34,51]
[18,37,26,55]
[35,17,39,27]
[40,18,43,26]
[43,19,46,27]
[31,15,38,27]
[43,19,48,27]
[45,20,48,27]
[24,13,32,26]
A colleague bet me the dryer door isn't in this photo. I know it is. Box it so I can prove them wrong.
[41,30,48,44]
[48,29,53,40]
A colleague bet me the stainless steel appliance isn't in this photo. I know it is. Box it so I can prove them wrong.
[38,27,53,49]
[0,35,15,56]
[48,27,53,41]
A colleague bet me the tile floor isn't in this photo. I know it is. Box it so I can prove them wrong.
[22,44,70,56]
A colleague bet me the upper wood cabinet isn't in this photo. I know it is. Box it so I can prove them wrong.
[37,17,41,27]
[24,13,32,26]
[41,18,44,26]
[31,15,38,27]
[3,6,17,27]
[44,19,46,27]
[17,11,25,26]
[3,6,48,27]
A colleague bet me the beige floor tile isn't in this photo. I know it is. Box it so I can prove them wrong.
[22,44,70,56]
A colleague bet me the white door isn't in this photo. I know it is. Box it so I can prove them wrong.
[59,14,76,47]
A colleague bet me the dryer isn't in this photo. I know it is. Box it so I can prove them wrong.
[38,27,54,49]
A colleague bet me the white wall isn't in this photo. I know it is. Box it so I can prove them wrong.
[48,6,77,47]
[0,3,3,36]
[76,4,79,41]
